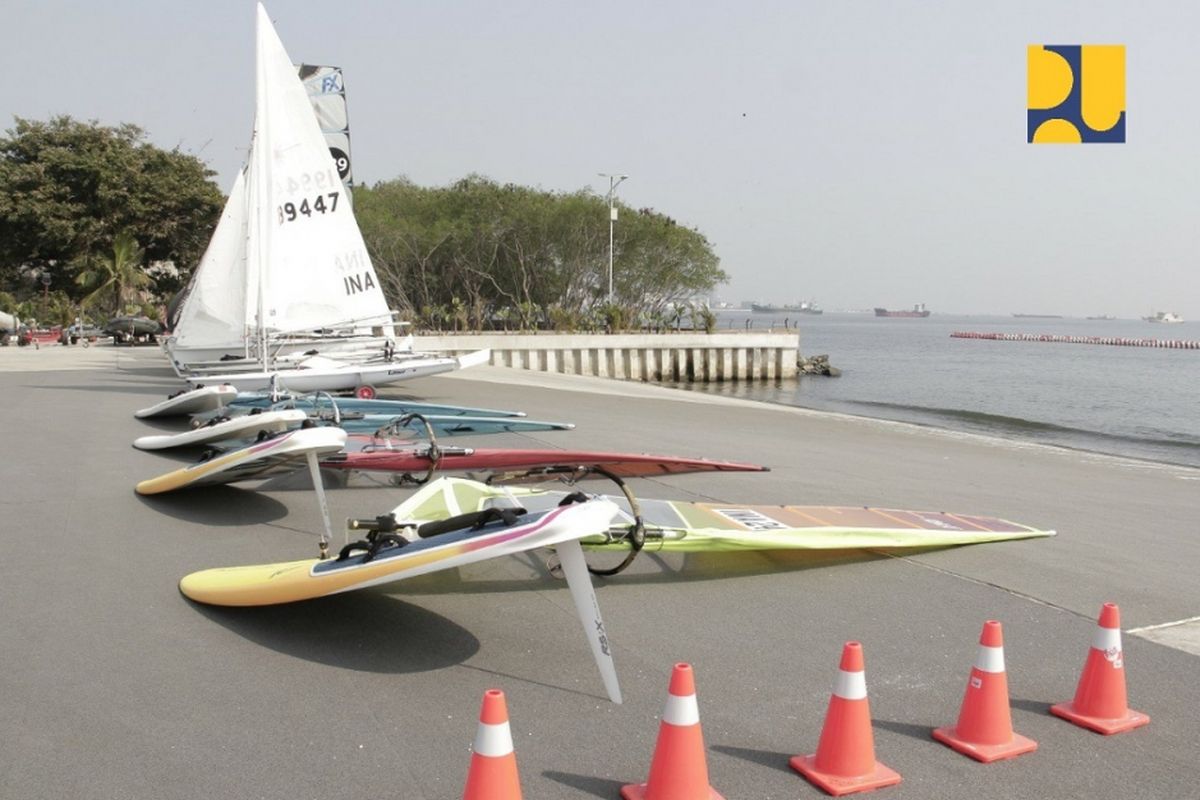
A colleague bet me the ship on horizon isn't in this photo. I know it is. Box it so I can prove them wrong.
[1013,313,1063,319]
[750,300,823,315]
[1144,311,1184,324]
[875,303,930,318]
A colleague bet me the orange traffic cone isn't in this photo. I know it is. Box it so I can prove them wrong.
[1050,603,1150,735]
[932,620,1037,762]
[462,689,522,800]
[791,642,901,796]
[621,663,724,800]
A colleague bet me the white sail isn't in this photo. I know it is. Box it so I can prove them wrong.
[173,4,489,392]
[250,4,391,341]
[172,168,250,352]
[167,4,395,372]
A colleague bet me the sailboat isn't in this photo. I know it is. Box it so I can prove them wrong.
[167,4,486,395]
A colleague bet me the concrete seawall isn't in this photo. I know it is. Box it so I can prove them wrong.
[413,332,800,382]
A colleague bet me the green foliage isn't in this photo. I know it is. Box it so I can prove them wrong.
[10,289,78,327]
[597,302,630,333]
[693,304,718,334]
[76,231,151,317]
[355,175,727,331]
[0,116,224,302]
[547,304,583,332]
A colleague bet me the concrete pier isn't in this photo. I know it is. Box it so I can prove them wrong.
[952,330,1200,349]
[412,332,800,382]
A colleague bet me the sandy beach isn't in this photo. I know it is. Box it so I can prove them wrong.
[1,343,1196,799]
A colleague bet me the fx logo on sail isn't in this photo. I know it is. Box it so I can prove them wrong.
[1027,45,1125,143]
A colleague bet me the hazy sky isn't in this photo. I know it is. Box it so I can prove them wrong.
[4,1,1198,318]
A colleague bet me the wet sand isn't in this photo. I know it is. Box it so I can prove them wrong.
[1,344,1196,799]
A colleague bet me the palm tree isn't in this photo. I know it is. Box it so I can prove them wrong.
[75,232,151,317]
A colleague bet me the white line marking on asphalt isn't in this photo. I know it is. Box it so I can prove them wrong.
[1126,615,1200,633]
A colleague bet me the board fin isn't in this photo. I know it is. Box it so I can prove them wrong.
[556,537,622,704]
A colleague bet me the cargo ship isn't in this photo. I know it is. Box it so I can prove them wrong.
[750,300,823,315]
[874,303,930,318]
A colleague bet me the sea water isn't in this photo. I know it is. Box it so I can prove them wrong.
[678,312,1200,468]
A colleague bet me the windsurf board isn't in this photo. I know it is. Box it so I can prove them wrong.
[134,385,238,419]
[132,409,308,451]
[178,496,618,606]
[135,426,347,494]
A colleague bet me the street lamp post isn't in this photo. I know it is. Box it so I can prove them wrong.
[40,272,51,324]
[598,173,628,303]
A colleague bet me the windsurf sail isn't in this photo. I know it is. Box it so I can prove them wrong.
[322,447,766,478]
[385,478,1056,554]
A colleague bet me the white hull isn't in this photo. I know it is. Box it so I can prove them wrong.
[164,332,415,377]
[185,351,487,393]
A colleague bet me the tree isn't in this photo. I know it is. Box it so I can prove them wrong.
[75,232,151,317]
[354,175,728,330]
[0,116,224,301]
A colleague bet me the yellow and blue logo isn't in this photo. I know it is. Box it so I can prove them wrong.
[1028,45,1125,143]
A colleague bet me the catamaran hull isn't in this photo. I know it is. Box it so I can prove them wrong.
[164,334,412,378]
[185,356,465,393]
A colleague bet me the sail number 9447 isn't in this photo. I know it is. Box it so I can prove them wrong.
[278,192,340,224]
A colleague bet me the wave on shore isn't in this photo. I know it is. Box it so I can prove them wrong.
[844,399,1200,465]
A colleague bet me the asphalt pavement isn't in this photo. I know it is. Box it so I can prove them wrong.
[1,346,1196,799]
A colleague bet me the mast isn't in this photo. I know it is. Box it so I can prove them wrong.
[253,4,271,370]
